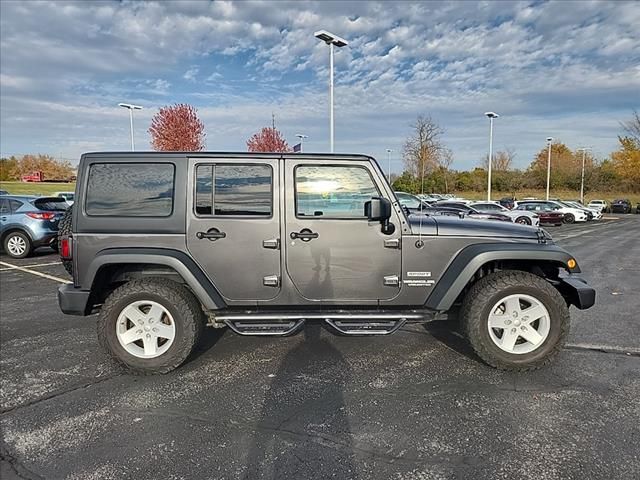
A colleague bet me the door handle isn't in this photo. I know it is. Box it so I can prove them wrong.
[290,229,319,242]
[196,228,226,241]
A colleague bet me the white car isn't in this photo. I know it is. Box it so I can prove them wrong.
[587,199,609,213]
[563,201,602,220]
[470,201,540,226]
[54,191,75,205]
[516,200,588,223]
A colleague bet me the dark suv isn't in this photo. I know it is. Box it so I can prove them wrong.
[57,152,595,374]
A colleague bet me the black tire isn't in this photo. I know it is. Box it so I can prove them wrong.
[563,213,575,224]
[98,278,205,374]
[460,270,569,371]
[515,216,531,225]
[58,205,73,275]
[3,231,32,259]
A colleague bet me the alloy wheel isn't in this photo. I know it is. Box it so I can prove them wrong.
[116,300,176,358]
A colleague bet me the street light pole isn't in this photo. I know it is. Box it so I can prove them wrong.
[546,137,554,201]
[314,30,348,153]
[386,149,392,182]
[118,103,142,151]
[577,147,592,204]
[295,134,308,153]
[484,112,499,201]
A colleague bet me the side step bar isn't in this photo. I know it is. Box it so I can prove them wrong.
[213,311,428,336]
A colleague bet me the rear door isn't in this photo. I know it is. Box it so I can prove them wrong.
[284,159,402,303]
[186,157,281,302]
[0,198,9,233]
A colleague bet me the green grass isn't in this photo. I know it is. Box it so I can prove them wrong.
[0,181,76,196]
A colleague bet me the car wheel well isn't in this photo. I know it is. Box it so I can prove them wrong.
[455,259,565,306]
[1,227,32,243]
[89,263,189,306]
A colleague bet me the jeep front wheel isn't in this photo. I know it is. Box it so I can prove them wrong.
[98,278,204,374]
[461,271,569,371]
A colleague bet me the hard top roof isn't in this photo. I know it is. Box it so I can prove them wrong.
[81,151,375,162]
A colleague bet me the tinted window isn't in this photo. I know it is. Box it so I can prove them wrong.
[195,164,272,216]
[0,199,9,214]
[475,203,501,211]
[86,163,175,216]
[9,199,23,213]
[33,198,68,211]
[296,165,378,218]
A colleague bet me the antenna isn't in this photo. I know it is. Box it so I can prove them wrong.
[417,158,426,248]
[272,112,276,129]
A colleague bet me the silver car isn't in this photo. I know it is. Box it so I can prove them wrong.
[470,201,540,226]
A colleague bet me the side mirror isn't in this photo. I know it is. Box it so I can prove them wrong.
[364,197,394,234]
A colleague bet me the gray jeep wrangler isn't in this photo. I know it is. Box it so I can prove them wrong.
[57,152,595,374]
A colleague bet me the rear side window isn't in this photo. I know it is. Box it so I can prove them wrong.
[9,199,23,213]
[195,164,272,216]
[85,163,175,217]
[0,199,9,214]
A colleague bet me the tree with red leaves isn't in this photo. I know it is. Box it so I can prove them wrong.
[246,127,291,153]
[149,103,206,151]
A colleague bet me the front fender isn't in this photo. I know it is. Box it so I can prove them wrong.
[425,243,580,311]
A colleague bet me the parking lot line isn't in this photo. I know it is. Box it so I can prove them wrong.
[0,261,62,271]
[0,260,71,284]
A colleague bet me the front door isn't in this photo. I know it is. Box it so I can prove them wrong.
[186,158,281,302]
[284,160,402,303]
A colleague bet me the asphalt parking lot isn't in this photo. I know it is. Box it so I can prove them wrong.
[1,216,639,480]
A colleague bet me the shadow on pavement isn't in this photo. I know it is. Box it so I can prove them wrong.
[243,324,356,479]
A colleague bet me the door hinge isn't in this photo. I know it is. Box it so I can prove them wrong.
[384,238,401,249]
[262,238,280,250]
[384,275,400,286]
[263,275,280,287]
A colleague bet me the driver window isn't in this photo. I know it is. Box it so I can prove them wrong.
[295,165,379,218]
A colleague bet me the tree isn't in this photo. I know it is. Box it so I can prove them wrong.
[620,110,640,144]
[481,148,516,171]
[402,115,450,179]
[246,127,291,152]
[610,136,640,187]
[149,104,205,151]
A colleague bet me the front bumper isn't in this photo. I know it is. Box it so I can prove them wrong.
[557,275,596,310]
[58,284,91,316]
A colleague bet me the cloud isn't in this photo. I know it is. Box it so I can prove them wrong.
[1,0,638,169]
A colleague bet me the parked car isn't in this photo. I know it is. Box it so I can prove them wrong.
[587,199,609,213]
[394,192,433,213]
[611,199,632,214]
[514,203,565,226]
[433,201,512,222]
[57,151,594,374]
[499,197,517,209]
[636,203,640,214]
[562,200,602,220]
[0,190,8,195]
[470,201,539,226]
[54,191,75,205]
[0,195,68,258]
[516,200,587,224]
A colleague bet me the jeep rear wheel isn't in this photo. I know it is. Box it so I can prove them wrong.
[98,278,205,374]
[461,271,569,371]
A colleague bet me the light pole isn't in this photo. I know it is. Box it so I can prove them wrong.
[295,134,308,153]
[577,147,592,204]
[484,112,499,201]
[314,30,348,153]
[545,137,554,201]
[386,149,393,182]
[118,103,142,151]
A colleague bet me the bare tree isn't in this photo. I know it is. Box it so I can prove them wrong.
[402,115,449,181]
[620,110,640,143]
[481,147,516,171]
[437,148,454,193]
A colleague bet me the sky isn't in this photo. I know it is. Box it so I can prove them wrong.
[1,0,639,172]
